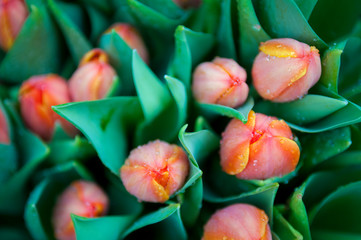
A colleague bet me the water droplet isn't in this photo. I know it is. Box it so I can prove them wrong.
[266,55,270,61]
[266,89,270,94]
[253,24,261,31]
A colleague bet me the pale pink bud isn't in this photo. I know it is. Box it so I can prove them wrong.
[252,38,321,102]
[52,180,109,240]
[69,49,118,102]
[19,74,77,141]
[0,0,28,51]
[173,0,202,9]
[192,57,249,108]
[105,23,149,64]
[120,140,189,203]
[220,110,300,180]
[0,106,9,144]
[202,203,272,240]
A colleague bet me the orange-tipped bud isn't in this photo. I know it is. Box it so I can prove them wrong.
[0,106,9,144]
[52,180,109,240]
[120,140,189,203]
[173,0,202,9]
[69,49,119,102]
[104,23,149,64]
[202,203,272,240]
[0,0,28,51]
[220,110,300,180]
[19,74,77,141]
[252,38,321,102]
[192,57,249,108]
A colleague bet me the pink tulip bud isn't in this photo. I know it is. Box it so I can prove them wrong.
[19,74,77,141]
[173,0,202,9]
[120,140,189,203]
[105,23,149,64]
[0,0,28,51]
[0,106,9,144]
[202,203,272,240]
[220,110,300,180]
[192,57,249,108]
[252,38,321,102]
[52,180,109,240]
[69,49,118,102]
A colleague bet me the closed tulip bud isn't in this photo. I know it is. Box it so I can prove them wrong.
[202,203,272,240]
[19,74,77,141]
[105,23,149,64]
[120,140,189,203]
[0,107,9,144]
[252,38,321,102]
[192,57,249,108]
[52,180,109,240]
[69,49,119,102]
[220,110,300,180]
[0,0,28,51]
[173,0,202,9]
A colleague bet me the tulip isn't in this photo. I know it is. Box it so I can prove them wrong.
[202,203,272,240]
[252,38,321,102]
[220,110,300,180]
[52,180,109,240]
[0,106,9,144]
[69,49,119,102]
[173,0,202,9]
[0,0,28,51]
[120,140,189,203]
[192,57,249,108]
[19,74,77,141]
[104,23,149,64]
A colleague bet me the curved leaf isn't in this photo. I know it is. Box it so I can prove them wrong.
[0,6,62,84]
[237,0,270,67]
[136,0,185,19]
[257,0,328,50]
[294,0,318,20]
[85,5,111,43]
[53,97,143,175]
[217,0,236,59]
[273,207,303,240]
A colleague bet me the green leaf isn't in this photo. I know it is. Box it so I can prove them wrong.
[0,228,31,240]
[137,0,185,19]
[169,26,215,88]
[73,215,136,240]
[257,0,328,50]
[237,0,270,67]
[217,0,236,59]
[53,97,143,175]
[293,0,318,20]
[308,0,361,43]
[0,128,49,215]
[99,32,134,95]
[309,181,361,238]
[273,207,303,240]
[85,5,111,43]
[320,151,361,170]
[318,41,346,93]
[123,204,187,240]
[286,89,361,133]
[198,96,254,123]
[47,136,96,165]
[24,161,92,240]
[204,183,279,223]
[80,0,112,13]
[178,125,219,226]
[0,6,62,84]
[300,127,351,168]
[48,0,92,64]
[254,95,348,125]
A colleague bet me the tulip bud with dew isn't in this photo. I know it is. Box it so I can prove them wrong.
[69,49,119,102]
[19,74,77,141]
[252,38,321,102]
[192,57,249,108]
[0,0,28,51]
[120,140,190,203]
[52,180,109,240]
[173,0,202,9]
[104,23,149,64]
[220,110,300,180]
[202,203,272,240]
[0,106,9,144]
